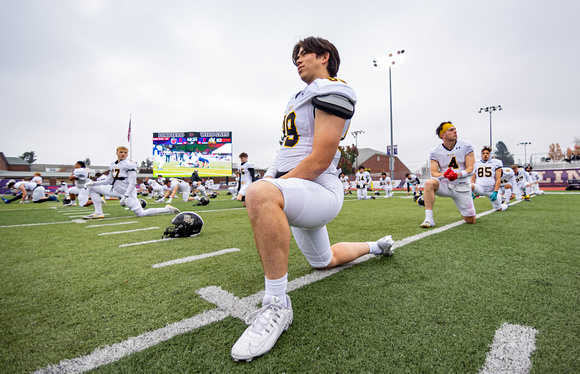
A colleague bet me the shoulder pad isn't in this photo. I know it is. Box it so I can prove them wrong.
[312,94,355,119]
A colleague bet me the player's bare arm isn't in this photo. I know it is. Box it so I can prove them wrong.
[430,159,444,178]
[464,152,475,174]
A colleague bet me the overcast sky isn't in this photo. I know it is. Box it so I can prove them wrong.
[1,0,578,172]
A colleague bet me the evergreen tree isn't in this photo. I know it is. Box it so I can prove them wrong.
[493,141,514,166]
[19,151,37,164]
[84,158,91,166]
[140,157,153,169]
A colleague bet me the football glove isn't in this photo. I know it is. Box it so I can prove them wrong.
[490,191,498,201]
[444,168,458,181]
[119,195,128,206]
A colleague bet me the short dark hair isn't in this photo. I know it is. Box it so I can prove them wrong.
[359,165,365,170]
[292,37,341,77]
[239,152,248,158]
[481,146,492,153]
[76,160,86,168]
[381,172,387,176]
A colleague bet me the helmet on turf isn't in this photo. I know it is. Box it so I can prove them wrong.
[62,198,71,205]
[210,191,218,198]
[417,196,425,207]
[197,196,210,206]
[162,212,204,238]
[139,198,147,209]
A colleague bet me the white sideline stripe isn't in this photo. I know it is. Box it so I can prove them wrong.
[0,221,82,228]
[152,248,241,268]
[32,204,522,373]
[479,323,538,374]
[99,227,160,236]
[86,221,138,228]
[118,238,178,247]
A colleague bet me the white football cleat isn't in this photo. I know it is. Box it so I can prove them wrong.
[231,295,293,362]
[165,204,180,214]
[377,235,395,256]
[83,213,105,220]
[420,219,435,228]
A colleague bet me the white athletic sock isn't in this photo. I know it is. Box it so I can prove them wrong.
[504,188,511,201]
[425,209,434,221]
[367,241,381,255]
[264,273,288,306]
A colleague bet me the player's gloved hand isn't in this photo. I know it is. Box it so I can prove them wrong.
[471,191,477,200]
[444,168,458,181]
[120,195,128,206]
[85,179,94,188]
[490,191,498,201]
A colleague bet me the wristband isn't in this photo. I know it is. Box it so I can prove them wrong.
[459,171,467,178]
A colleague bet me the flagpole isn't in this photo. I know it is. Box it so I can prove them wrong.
[128,114,132,160]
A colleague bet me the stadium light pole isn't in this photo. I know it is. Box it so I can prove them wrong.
[518,141,531,165]
[374,49,405,179]
[478,105,502,147]
[351,130,365,169]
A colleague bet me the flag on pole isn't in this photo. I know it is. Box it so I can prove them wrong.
[127,115,131,142]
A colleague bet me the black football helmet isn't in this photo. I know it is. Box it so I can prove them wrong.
[417,196,425,207]
[197,196,210,206]
[139,198,147,209]
[209,191,218,198]
[162,212,204,238]
[62,198,71,205]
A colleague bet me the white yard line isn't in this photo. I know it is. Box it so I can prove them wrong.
[86,221,138,228]
[99,227,160,235]
[479,323,538,374]
[152,248,241,268]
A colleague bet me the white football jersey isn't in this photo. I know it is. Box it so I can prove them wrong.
[473,158,503,188]
[513,167,532,187]
[239,161,255,186]
[379,176,391,188]
[356,171,371,187]
[108,159,138,194]
[14,181,36,192]
[500,168,515,186]
[429,139,474,186]
[267,77,357,177]
[529,171,542,183]
[73,168,89,188]
[339,175,349,185]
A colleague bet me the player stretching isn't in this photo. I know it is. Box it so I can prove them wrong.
[471,146,508,211]
[420,121,476,228]
[83,146,179,219]
[230,36,394,362]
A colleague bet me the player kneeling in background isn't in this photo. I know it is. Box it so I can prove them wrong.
[420,121,476,228]
[471,146,508,212]
[83,146,179,220]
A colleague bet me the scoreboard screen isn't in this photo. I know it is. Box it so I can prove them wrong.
[152,131,232,178]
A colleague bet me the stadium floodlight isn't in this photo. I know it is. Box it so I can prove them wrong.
[351,130,365,169]
[373,49,405,179]
[518,141,531,165]
[478,105,502,148]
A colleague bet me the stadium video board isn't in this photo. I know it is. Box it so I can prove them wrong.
[152,131,232,178]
